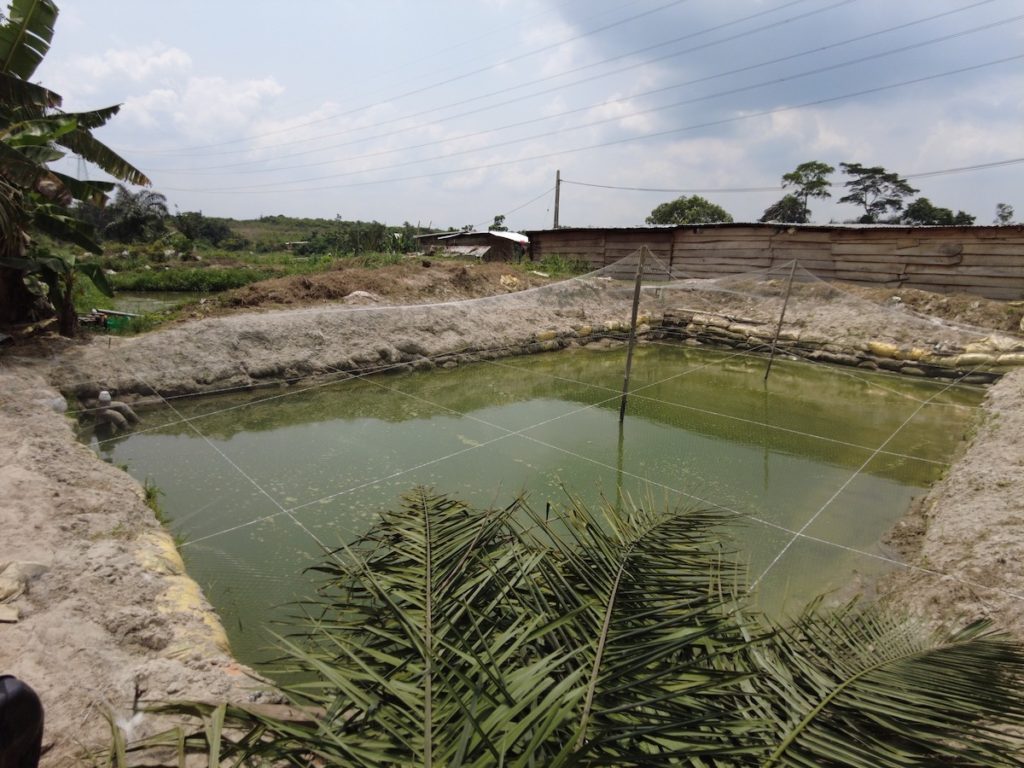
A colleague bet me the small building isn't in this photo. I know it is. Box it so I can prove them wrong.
[415,230,529,262]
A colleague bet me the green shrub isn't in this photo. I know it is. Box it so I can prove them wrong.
[110,267,275,292]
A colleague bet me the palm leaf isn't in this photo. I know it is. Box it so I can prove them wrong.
[0,70,60,111]
[526,499,767,766]
[0,0,57,79]
[58,104,121,131]
[50,171,113,205]
[4,114,76,145]
[0,138,65,196]
[279,488,583,767]
[757,606,1024,767]
[92,491,1024,767]
[55,127,149,186]
[30,205,101,253]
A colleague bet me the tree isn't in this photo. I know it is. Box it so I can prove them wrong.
[101,185,168,242]
[488,213,508,231]
[781,160,834,221]
[838,163,917,223]
[124,489,1024,767]
[760,194,807,223]
[174,210,234,246]
[646,194,733,225]
[995,203,1015,225]
[0,0,149,334]
[901,197,975,226]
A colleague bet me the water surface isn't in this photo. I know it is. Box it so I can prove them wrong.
[82,344,982,665]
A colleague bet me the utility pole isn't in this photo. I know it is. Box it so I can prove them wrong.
[553,169,560,229]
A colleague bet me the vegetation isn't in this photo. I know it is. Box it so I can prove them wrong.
[646,195,733,225]
[85,185,169,243]
[107,490,1024,767]
[777,160,834,223]
[109,266,277,293]
[0,0,149,336]
[532,252,591,277]
[759,194,806,224]
[901,197,975,226]
[838,163,918,223]
[995,202,1015,224]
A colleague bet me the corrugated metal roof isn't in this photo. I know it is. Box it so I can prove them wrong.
[486,230,529,244]
[415,230,529,243]
[523,222,1009,235]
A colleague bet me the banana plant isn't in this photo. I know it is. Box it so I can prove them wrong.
[0,0,148,332]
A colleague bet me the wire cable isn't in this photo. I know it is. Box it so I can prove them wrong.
[564,156,1024,194]
[160,53,1024,195]
[122,0,700,155]
[152,1,1009,177]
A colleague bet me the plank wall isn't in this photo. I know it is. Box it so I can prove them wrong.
[526,225,1024,300]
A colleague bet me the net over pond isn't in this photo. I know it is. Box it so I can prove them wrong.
[81,341,983,667]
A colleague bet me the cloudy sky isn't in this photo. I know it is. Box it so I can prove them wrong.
[36,0,1024,229]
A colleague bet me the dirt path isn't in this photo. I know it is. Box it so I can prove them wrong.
[3,261,1024,764]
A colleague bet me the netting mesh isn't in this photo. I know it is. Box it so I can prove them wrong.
[56,248,1021,403]
[57,248,1024,664]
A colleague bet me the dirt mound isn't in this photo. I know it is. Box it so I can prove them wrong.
[220,260,550,310]
[845,284,1024,334]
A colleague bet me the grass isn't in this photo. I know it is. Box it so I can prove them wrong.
[110,266,278,292]
[529,253,592,277]
[143,477,185,548]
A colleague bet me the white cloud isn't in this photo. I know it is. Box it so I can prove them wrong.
[122,76,284,140]
[79,43,192,83]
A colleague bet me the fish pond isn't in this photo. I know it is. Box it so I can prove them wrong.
[82,343,983,666]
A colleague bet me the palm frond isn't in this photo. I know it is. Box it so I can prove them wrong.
[50,171,113,205]
[94,490,1024,767]
[527,499,767,766]
[3,114,76,145]
[30,203,102,253]
[0,70,60,112]
[757,606,1024,767]
[0,0,57,80]
[0,138,67,204]
[55,128,149,186]
[278,488,582,767]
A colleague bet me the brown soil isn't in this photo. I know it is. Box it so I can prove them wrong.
[845,284,1024,334]
[3,259,1024,764]
[202,260,553,315]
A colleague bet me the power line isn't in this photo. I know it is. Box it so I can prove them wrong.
[563,157,1024,195]
[129,0,830,159]
[160,20,1024,191]
[160,53,1024,195]
[564,180,782,194]
[153,1,1007,178]
[121,0,698,155]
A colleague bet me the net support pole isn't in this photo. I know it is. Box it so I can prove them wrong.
[618,246,648,423]
[764,259,798,382]
[553,169,561,229]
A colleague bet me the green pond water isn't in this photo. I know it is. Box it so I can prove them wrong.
[81,344,983,667]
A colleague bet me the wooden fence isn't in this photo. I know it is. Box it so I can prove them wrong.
[524,224,1024,300]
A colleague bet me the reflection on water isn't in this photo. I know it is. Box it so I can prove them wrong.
[81,344,982,667]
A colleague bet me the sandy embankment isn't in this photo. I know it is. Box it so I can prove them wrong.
[2,280,1023,764]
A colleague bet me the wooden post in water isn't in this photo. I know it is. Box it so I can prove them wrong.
[618,246,648,423]
[764,259,798,382]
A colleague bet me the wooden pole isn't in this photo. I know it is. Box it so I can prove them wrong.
[553,169,561,229]
[763,259,798,381]
[618,246,648,423]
